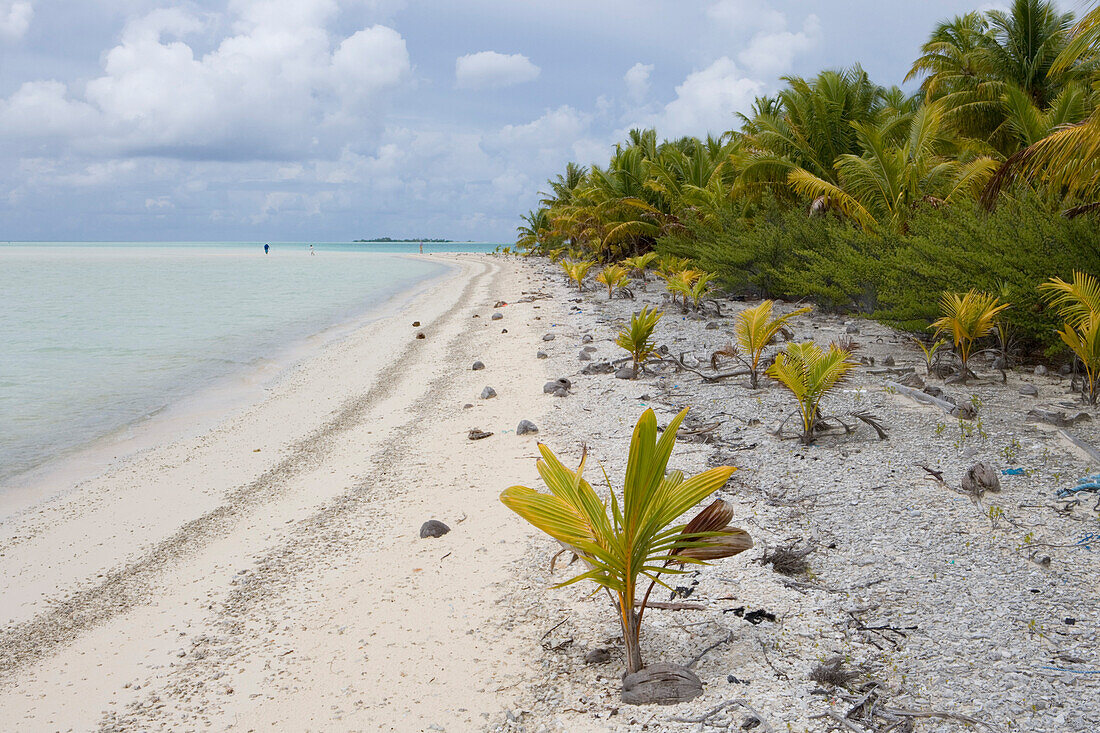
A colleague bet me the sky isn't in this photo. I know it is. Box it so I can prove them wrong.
[0,0,1000,242]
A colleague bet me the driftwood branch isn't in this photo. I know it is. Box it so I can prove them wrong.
[670,698,775,732]
[661,354,750,382]
[685,630,734,669]
[885,380,975,419]
[633,600,706,611]
[1059,428,1100,464]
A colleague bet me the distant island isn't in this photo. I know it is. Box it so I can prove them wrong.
[354,237,453,243]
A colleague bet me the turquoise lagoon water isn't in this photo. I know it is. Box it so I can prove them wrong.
[0,242,497,487]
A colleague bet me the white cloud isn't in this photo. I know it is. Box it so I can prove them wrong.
[706,0,786,34]
[3,2,410,159]
[496,105,588,150]
[0,0,32,40]
[455,51,539,89]
[658,57,763,138]
[738,14,821,78]
[624,62,653,103]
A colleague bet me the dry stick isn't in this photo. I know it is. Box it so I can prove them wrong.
[661,354,750,382]
[884,380,972,418]
[1059,428,1100,464]
[685,630,734,669]
[633,600,706,611]
[814,710,867,733]
[670,699,775,733]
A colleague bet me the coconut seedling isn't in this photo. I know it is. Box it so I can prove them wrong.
[655,255,691,282]
[734,300,812,387]
[767,342,857,445]
[615,306,662,378]
[683,271,718,311]
[595,264,630,299]
[562,260,594,292]
[621,252,657,283]
[1041,272,1100,403]
[500,408,752,677]
[1056,313,1100,404]
[911,336,947,376]
[930,290,1010,383]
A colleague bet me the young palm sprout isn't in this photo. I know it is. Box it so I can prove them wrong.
[767,342,857,445]
[931,290,1010,383]
[1056,312,1100,404]
[595,264,630,298]
[562,260,595,292]
[1042,273,1100,403]
[500,408,751,676]
[735,300,812,387]
[615,306,662,377]
[621,252,657,282]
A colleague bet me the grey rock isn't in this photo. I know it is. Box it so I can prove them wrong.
[898,372,925,389]
[621,663,703,705]
[845,322,860,334]
[615,367,635,379]
[583,345,597,353]
[923,385,944,398]
[705,321,719,330]
[584,648,611,665]
[419,520,450,538]
[1027,409,1091,427]
[543,378,571,395]
[471,360,485,371]
[883,355,895,366]
[1060,363,1073,376]
[516,420,538,435]
[536,350,548,359]
[1019,384,1038,397]
[1035,365,1049,376]
[480,386,496,399]
[542,333,556,341]
[491,312,503,321]
[991,356,1006,370]
[578,350,592,361]
[581,334,593,343]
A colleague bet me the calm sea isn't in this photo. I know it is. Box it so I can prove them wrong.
[0,241,498,488]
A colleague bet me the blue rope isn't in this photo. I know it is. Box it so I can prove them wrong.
[1055,474,1100,499]
[1039,666,1100,674]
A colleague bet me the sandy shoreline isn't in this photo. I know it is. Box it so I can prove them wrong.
[0,254,563,730]
[2,254,1098,732]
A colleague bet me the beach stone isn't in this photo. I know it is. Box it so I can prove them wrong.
[705,321,719,330]
[581,334,593,343]
[845,322,860,334]
[1019,384,1038,397]
[472,361,485,371]
[501,328,507,333]
[419,520,451,539]
[480,386,497,399]
[412,321,420,327]
[1035,365,1048,376]
[583,345,597,353]
[516,420,538,435]
[468,428,492,440]
[579,351,592,361]
[898,372,924,389]
[542,333,556,341]
[992,356,1006,370]
[883,355,895,366]
[491,312,503,321]
[1060,363,1073,376]
[536,350,548,359]
[542,378,571,395]
[923,385,944,398]
[615,367,635,379]
[416,332,426,339]
[621,663,703,705]
[584,648,611,665]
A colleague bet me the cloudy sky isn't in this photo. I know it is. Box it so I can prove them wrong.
[0,0,990,242]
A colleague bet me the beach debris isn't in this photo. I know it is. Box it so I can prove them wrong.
[516,420,538,435]
[491,312,503,320]
[885,380,976,419]
[584,647,611,665]
[962,462,1001,497]
[412,321,420,327]
[1019,384,1038,396]
[1026,408,1091,427]
[581,333,593,343]
[472,360,485,370]
[1059,429,1100,464]
[419,520,451,538]
[536,350,548,359]
[501,328,507,333]
[468,428,493,440]
[897,371,925,389]
[581,362,615,375]
[1056,474,1100,501]
[542,333,556,341]
[621,663,703,705]
[809,656,861,689]
[615,367,635,379]
[759,541,813,576]
[705,321,719,330]
[543,378,571,396]
[883,355,895,366]
[494,300,507,308]
[416,332,426,340]
[480,386,497,399]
